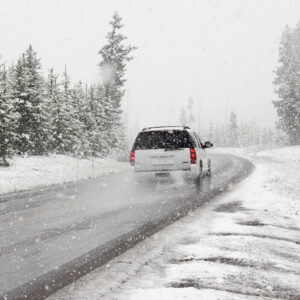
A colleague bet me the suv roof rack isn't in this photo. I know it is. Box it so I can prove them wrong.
[142,126,190,131]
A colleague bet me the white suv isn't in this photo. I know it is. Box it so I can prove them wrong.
[130,126,213,181]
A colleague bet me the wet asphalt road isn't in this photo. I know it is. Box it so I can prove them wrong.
[0,154,253,299]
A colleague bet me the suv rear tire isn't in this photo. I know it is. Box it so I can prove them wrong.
[207,159,212,178]
[196,160,203,182]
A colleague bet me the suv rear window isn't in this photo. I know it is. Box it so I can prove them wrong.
[133,130,193,150]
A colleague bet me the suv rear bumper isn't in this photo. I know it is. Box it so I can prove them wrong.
[133,164,199,180]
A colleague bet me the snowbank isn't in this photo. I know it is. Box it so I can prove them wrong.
[0,155,128,195]
[252,145,300,162]
[210,145,300,162]
[212,145,300,203]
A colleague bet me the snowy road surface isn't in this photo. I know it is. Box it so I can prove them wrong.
[49,147,300,300]
[0,154,252,299]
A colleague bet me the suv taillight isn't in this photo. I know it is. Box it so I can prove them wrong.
[190,148,196,164]
[130,150,135,166]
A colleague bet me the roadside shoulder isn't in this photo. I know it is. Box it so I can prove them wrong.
[0,154,129,197]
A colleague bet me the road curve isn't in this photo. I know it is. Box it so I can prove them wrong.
[0,154,253,299]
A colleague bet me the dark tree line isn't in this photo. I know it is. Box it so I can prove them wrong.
[274,22,300,145]
[0,13,135,166]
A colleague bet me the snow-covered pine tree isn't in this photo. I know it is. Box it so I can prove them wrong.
[93,83,114,155]
[12,45,49,154]
[60,67,81,153]
[11,56,29,153]
[98,12,136,150]
[82,82,95,157]
[85,84,98,156]
[86,83,108,156]
[187,97,196,128]
[261,127,269,145]
[46,68,70,153]
[291,22,300,143]
[70,81,90,157]
[229,111,238,147]
[0,65,17,166]
[274,24,300,145]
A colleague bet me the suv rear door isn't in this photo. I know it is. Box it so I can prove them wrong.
[194,132,209,171]
[133,130,192,172]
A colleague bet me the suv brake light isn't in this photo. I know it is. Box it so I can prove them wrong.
[130,150,135,166]
[190,148,196,164]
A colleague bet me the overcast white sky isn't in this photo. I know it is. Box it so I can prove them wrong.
[1,0,300,136]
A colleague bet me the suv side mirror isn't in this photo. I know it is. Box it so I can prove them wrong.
[203,141,213,149]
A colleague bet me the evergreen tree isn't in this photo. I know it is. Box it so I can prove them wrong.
[85,84,99,156]
[187,97,196,128]
[274,24,300,145]
[70,81,90,157]
[98,12,136,149]
[229,111,238,146]
[12,45,49,154]
[0,65,17,166]
[94,84,114,154]
[291,22,300,143]
[46,68,68,152]
[60,67,80,153]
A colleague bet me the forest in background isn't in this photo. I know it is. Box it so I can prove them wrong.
[1,15,300,167]
[180,21,300,148]
[180,103,287,148]
[0,13,135,166]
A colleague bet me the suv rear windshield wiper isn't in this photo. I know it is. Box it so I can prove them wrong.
[164,148,185,151]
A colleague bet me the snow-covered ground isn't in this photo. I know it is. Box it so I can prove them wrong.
[0,155,128,195]
[50,146,300,299]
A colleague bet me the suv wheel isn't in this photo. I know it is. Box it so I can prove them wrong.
[197,160,203,180]
[207,159,212,178]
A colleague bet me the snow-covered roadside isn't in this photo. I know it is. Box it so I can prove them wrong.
[49,147,300,300]
[0,155,128,195]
